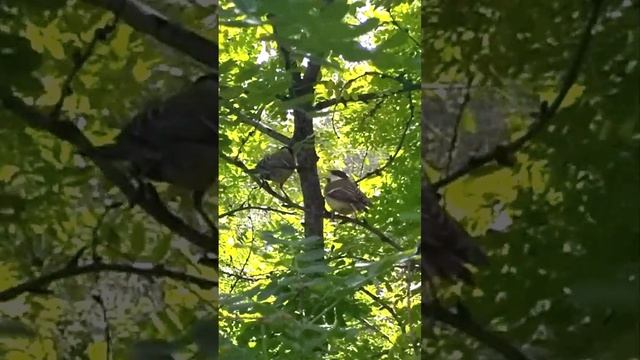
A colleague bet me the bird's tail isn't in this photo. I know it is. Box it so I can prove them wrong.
[79,144,131,160]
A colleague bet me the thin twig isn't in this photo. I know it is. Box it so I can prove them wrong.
[91,202,123,261]
[219,269,262,282]
[313,82,420,110]
[360,287,405,333]
[444,76,474,178]
[220,152,302,209]
[224,105,291,145]
[330,212,403,251]
[219,205,297,219]
[0,261,216,302]
[357,91,416,183]
[386,6,419,47]
[51,17,119,120]
[92,294,112,360]
[229,218,256,292]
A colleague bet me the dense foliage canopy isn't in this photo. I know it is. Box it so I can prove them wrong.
[1,0,217,358]
[422,0,639,359]
[219,0,421,358]
[0,0,636,359]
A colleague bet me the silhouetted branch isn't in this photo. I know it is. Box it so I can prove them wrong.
[220,152,302,209]
[385,7,419,47]
[444,76,474,177]
[0,261,216,302]
[92,294,112,360]
[229,218,256,293]
[434,0,604,189]
[52,17,119,120]
[225,106,291,145]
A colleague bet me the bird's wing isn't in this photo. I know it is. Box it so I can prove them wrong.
[154,142,217,191]
[120,77,218,146]
[257,152,295,170]
[326,180,369,207]
[352,182,371,206]
[84,76,218,194]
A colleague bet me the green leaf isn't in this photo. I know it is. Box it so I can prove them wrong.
[461,109,477,133]
[0,320,35,338]
[151,234,171,261]
[322,0,349,20]
[377,31,411,51]
[130,222,146,255]
[350,18,379,37]
[7,0,67,11]
[297,263,330,274]
[334,41,373,62]
[295,249,325,262]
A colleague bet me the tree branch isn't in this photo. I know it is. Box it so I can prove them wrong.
[51,18,119,120]
[444,76,474,177]
[290,66,324,242]
[359,287,405,333]
[0,261,216,302]
[229,218,256,293]
[224,105,291,145]
[81,0,217,70]
[219,205,297,219]
[330,212,403,251]
[313,82,420,110]
[91,294,112,359]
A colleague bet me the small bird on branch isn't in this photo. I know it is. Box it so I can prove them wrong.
[250,146,296,196]
[84,75,218,234]
[324,170,371,215]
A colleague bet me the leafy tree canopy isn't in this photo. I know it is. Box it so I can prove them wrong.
[219,0,421,358]
[422,0,639,359]
[1,0,217,358]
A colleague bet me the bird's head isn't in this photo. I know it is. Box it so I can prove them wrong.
[328,169,349,182]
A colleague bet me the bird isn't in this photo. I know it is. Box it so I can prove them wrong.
[84,75,218,234]
[421,177,488,284]
[251,146,296,192]
[324,170,371,215]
